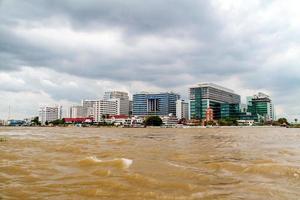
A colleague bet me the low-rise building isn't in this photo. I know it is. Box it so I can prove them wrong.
[237,120,255,126]
[162,115,179,127]
[131,116,144,125]
[105,115,130,126]
[64,117,93,124]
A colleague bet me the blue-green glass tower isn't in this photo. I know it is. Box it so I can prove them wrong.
[189,83,241,120]
[247,92,275,121]
[133,92,180,116]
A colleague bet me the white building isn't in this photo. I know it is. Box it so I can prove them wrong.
[105,115,131,126]
[103,91,130,115]
[39,105,62,125]
[68,106,85,118]
[81,100,97,118]
[176,100,189,120]
[94,99,119,122]
[237,120,255,126]
[162,115,179,127]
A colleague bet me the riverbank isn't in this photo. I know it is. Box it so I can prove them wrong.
[0,125,291,129]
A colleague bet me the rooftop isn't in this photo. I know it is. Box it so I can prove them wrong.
[134,91,179,95]
[191,83,236,94]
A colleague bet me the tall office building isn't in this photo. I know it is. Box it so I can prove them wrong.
[176,100,189,120]
[189,83,241,120]
[247,92,275,121]
[133,92,180,116]
[39,105,62,125]
[103,91,130,115]
[93,99,119,122]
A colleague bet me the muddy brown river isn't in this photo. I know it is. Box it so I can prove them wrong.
[1,127,300,199]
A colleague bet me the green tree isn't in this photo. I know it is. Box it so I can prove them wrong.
[31,116,41,126]
[206,120,216,126]
[218,118,238,126]
[295,118,298,124]
[272,121,281,126]
[277,118,289,125]
[101,114,110,121]
[50,119,65,126]
[144,116,163,126]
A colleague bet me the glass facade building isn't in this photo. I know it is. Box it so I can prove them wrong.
[189,83,241,120]
[221,103,240,119]
[247,92,275,121]
[133,92,180,116]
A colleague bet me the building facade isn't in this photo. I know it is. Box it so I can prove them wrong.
[206,107,214,121]
[133,92,180,116]
[39,105,62,125]
[68,106,85,118]
[247,92,275,121]
[176,100,189,120]
[129,100,133,116]
[81,100,97,118]
[93,99,118,122]
[189,83,241,120]
[103,91,130,115]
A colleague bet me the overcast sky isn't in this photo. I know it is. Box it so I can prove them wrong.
[0,0,299,120]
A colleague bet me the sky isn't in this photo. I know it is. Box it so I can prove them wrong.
[0,0,299,121]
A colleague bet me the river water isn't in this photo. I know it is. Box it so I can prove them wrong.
[1,127,300,199]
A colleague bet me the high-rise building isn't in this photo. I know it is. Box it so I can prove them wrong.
[81,100,97,118]
[129,100,133,116]
[189,83,241,120]
[133,92,180,116]
[93,99,118,122]
[39,105,62,125]
[68,106,85,118]
[176,100,189,120]
[103,91,130,115]
[240,103,247,113]
[247,92,275,121]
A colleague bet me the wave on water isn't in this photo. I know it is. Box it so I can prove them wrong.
[167,161,200,171]
[79,156,133,169]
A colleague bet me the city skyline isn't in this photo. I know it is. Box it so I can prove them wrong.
[0,1,299,121]
[2,86,275,121]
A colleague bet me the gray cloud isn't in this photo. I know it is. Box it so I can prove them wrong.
[0,0,299,120]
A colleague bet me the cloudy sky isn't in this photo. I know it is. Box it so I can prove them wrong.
[0,0,299,120]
